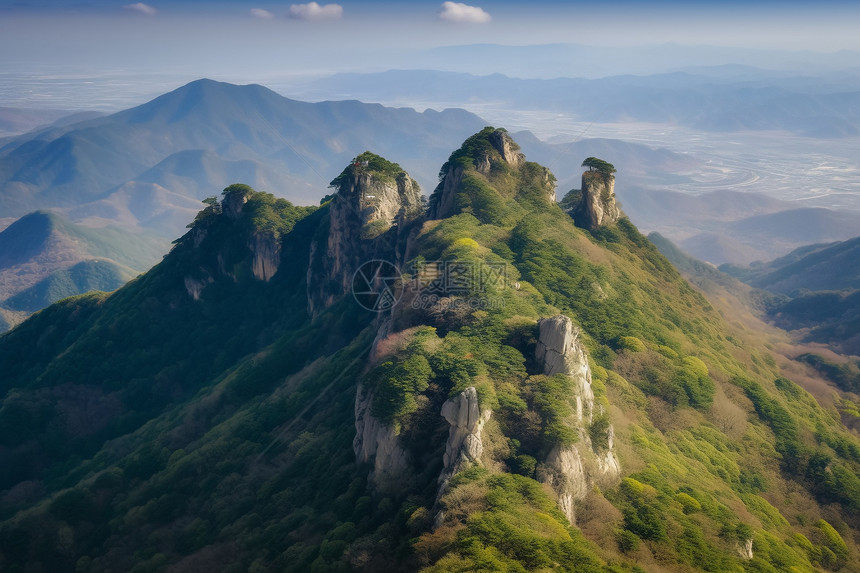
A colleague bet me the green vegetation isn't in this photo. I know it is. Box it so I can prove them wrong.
[2,130,860,573]
[797,353,860,393]
[420,469,606,572]
[581,157,617,178]
[329,151,407,189]
[2,259,132,313]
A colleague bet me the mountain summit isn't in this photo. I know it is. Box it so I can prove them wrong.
[1,129,860,572]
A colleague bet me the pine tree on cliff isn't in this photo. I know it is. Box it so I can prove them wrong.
[581,157,616,178]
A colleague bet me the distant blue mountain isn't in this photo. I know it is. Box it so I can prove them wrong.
[0,79,487,234]
[308,69,860,137]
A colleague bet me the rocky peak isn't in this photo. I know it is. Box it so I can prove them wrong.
[569,170,622,230]
[307,152,421,315]
[180,185,308,299]
[488,128,524,168]
[329,152,422,235]
[428,127,550,221]
[221,183,253,219]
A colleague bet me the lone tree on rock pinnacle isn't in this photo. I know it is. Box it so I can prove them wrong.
[581,157,616,178]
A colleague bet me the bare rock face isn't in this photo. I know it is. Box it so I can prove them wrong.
[535,314,621,523]
[488,129,524,168]
[737,538,754,560]
[249,231,281,282]
[353,383,410,493]
[536,315,594,422]
[184,275,212,301]
[537,164,558,203]
[433,387,492,521]
[427,164,463,220]
[571,172,622,230]
[538,446,588,524]
[440,387,491,478]
[307,158,421,316]
[351,172,421,233]
[596,424,622,477]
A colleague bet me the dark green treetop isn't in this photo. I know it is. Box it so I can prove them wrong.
[581,157,617,177]
[329,151,406,189]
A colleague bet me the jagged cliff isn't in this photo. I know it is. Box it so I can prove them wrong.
[569,170,622,229]
[534,315,621,523]
[344,132,619,528]
[307,152,421,315]
[2,127,859,573]
[181,184,290,300]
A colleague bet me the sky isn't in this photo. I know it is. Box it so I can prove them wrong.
[1,0,860,109]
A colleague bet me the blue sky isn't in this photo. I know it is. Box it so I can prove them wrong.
[1,1,859,108]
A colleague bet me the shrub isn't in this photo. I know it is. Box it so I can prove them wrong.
[508,455,537,477]
[366,355,433,427]
[676,357,715,410]
[675,492,702,514]
[589,416,611,451]
[616,529,640,552]
[618,336,646,353]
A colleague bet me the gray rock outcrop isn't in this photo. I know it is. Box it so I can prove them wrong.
[428,164,464,220]
[737,538,754,560]
[535,314,621,523]
[539,445,588,523]
[570,171,622,230]
[353,382,410,493]
[488,129,524,168]
[440,387,491,479]
[307,158,421,315]
[184,275,212,300]
[536,315,595,422]
[250,231,281,282]
[434,386,492,522]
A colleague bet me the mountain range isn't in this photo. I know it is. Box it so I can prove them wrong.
[721,236,860,355]
[0,78,487,235]
[0,107,100,138]
[305,69,860,137]
[1,128,859,572]
[2,78,860,333]
[622,190,860,265]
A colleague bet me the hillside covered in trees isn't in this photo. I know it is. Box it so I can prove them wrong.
[1,129,859,572]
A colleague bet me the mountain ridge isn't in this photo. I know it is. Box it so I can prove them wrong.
[0,210,167,330]
[1,128,860,572]
[0,79,487,231]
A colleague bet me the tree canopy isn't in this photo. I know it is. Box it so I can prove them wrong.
[582,157,617,176]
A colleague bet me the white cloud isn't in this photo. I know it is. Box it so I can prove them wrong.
[439,1,491,23]
[289,2,343,21]
[250,8,275,19]
[124,2,157,16]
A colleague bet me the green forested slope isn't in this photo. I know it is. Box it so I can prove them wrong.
[1,129,859,572]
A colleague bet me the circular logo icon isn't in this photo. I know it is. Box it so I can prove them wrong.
[352,260,403,312]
